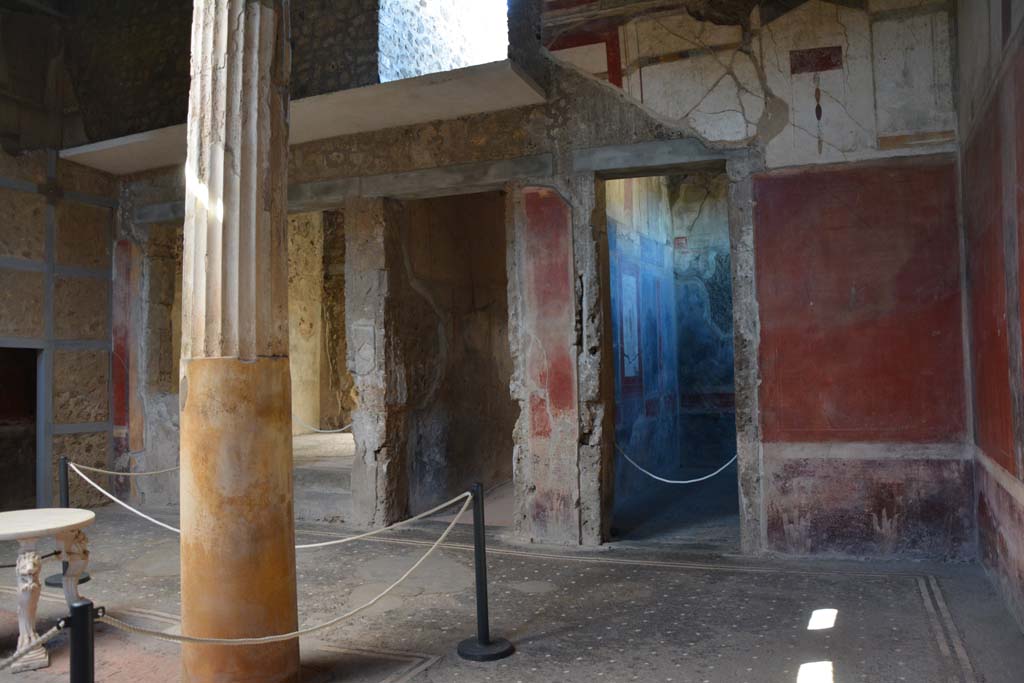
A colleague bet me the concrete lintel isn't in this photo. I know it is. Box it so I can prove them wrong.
[143,155,556,220]
[287,177,361,213]
[361,154,553,199]
[572,139,740,176]
[62,60,546,176]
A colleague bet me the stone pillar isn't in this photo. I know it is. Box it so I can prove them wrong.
[345,198,409,528]
[179,2,299,681]
[509,186,582,545]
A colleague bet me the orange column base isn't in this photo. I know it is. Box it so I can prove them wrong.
[179,356,300,682]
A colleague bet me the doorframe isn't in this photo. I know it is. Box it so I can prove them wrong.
[579,143,764,554]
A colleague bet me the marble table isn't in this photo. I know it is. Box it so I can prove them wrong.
[0,508,94,672]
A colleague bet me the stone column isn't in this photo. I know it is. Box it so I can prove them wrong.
[179,1,299,681]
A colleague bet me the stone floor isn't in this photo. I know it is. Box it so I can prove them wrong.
[2,505,1023,682]
[612,458,741,552]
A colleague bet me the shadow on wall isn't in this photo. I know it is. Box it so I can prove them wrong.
[606,173,738,536]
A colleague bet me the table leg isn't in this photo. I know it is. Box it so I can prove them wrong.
[13,539,48,673]
[56,529,90,607]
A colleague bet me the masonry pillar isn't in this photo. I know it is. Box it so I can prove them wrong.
[179,1,299,681]
[345,198,409,528]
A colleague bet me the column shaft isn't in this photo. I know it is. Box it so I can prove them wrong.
[180,1,299,681]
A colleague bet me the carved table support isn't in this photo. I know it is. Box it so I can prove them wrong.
[56,528,90,606]
[13,539,47,673]
[1,508,95,674]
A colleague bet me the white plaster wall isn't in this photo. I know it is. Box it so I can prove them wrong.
[760,2,879,167]
[550,43,608,77]
[612,0,957,168]
[621,14,761,142]
[872,10,954,138]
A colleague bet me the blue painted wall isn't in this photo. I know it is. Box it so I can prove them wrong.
[607,174,737,509]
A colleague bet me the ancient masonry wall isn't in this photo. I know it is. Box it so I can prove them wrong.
[378,0,470,83]
[320,210,356,430]
[120,0,971,555]
[288,213,325,435]
[0,151,116,508]
[958,0,1024,631]
[120,210,352,504]
[542,0,972,556]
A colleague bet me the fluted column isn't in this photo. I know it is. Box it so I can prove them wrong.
[179,1,299,681]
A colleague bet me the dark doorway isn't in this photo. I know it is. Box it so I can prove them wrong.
[0,348,38,511]
[605,173,740,550]
[392,191,516,525]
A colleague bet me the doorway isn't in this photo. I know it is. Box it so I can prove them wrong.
[605,172,740,549]
[391,191,516,526]
[288,210,357,523]
[0,347,39,511]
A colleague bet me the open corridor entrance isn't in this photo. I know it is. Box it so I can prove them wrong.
[604,172,740,549]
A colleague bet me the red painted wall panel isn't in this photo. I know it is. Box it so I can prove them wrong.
[1017,50,1024,460]
[966,93,1016,475]
[111,239,131,430]
[755,159,964,443]
[520,188,580,543]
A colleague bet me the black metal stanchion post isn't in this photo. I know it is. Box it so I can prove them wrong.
[457,483,514,661]
[68,599,96,683]
[46,457,89,588]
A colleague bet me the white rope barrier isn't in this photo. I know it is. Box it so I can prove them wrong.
[0,625,64,672]
[291,414,352,434]
[615,443,738,485]
[69,463,182,534]
[295,491,471,549]
[97,494,472,646]
[73,463,180,477]
[69,461,471,552]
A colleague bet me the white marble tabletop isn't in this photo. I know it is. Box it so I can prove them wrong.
[0,508,95,542]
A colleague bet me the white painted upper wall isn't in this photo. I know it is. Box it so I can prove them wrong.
[551,0,959,169]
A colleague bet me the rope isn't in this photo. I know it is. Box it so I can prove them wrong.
[615,443,738,484]
[295,491,471,549]
[291,414,352,434]
[69,463,182,534]
[0,624,64,672]
[73,463,180,477]
[69,462,470,552]
[97,494,472,646]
